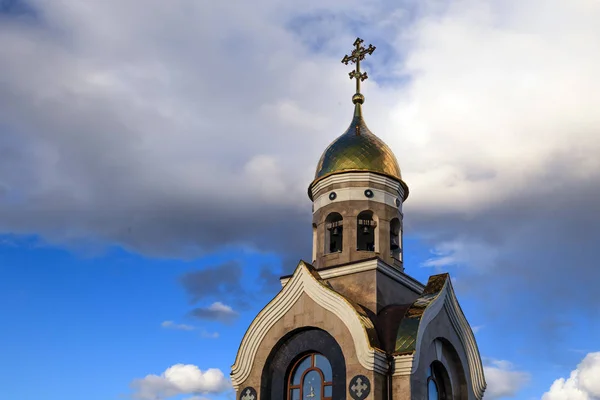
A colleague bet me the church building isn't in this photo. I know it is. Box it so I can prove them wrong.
[231,38,486,400]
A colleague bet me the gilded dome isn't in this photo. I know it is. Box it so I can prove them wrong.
[309,103,408,197]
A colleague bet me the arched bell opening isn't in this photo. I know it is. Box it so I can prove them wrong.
[357,210,377,252]
[325,213,343,254]
[312,223,318,264]
[390,217,401,261]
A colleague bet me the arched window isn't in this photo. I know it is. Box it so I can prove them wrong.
[287,353,333,400]
[427,361,452,400]
[325,213,343,254]
[261,329,345,400]
[357,211,376,251]
[390,218,401,260]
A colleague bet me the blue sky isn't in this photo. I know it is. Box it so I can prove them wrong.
[1,0,600,399]
[1,234,597,400]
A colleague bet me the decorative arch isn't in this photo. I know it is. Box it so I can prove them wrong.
[412,277,486,399]
[231,261,388,390]
[260,328,345,400]
[432,337,468,400]
[393,274,486,399]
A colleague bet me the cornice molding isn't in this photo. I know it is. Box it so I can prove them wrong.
[310,172,406,201]
[313,186,401,214]
[393,354,414,376]
[231,261,389,390]
[280,258,424,295]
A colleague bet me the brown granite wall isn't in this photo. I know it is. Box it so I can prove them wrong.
[326,269,378,313]
[323,268,420,316]
[235,293,387,399]
[375,271,421,311]
[391,374,411,400]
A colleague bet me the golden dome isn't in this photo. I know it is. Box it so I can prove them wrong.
[309,102,408,198]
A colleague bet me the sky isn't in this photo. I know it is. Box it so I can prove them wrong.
[0,0,599,399]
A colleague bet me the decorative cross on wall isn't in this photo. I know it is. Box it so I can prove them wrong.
[349,375,371,400]
[351,377,368,397]
[240,387,257,400]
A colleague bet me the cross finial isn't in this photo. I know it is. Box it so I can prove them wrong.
[342,37,376,104]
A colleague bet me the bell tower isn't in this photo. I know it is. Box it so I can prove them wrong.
[308,38,409,271]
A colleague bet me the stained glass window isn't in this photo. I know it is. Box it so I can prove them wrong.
[287,353,333,400]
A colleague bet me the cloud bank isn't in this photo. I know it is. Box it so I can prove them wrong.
[190,302,238,324]
[482,359,530,399]
[130,364,231,400]
[543,352,600,400]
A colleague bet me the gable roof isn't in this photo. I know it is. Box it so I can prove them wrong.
[230,260,388,390]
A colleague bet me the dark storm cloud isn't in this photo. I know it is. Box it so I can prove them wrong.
[407,166,600,364]
[258,264,286,294]
[0,0,331,264]
[179,261,244,303]
[179,260,284,318]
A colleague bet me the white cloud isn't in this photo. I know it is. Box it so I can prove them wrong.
[421,239,500,271]
[542,352,600,400]
[471,325,484,334]
[199,329,220,339]
[483,359,530,399]
[190,302,238,323]
[161,321,195,331]
[160,320,218,339]
[207,302,235,314]
[391,0,600,213]
[130,364,231,400]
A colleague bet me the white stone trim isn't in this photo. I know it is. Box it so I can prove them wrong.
[280,258,424,294]
[313,186,402,214]
[443,282,487,399]
[231,261,389,390]
[393,354,414,376]
[409,279,487,399]
[310,172,406,200]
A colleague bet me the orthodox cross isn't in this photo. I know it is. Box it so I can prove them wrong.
[341,37,376,95]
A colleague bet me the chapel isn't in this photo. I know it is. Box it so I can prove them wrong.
[231,38,486,400]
